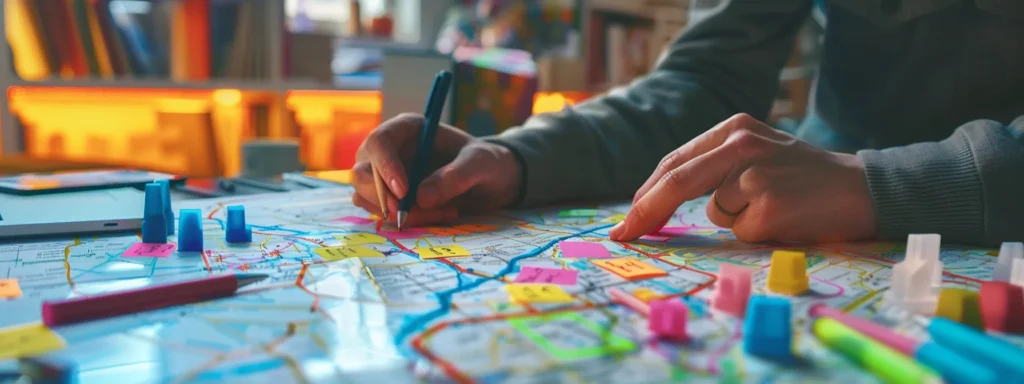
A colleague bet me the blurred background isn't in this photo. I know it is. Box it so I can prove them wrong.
[0,0,823,178]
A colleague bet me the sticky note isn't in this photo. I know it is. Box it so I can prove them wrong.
[314,245,385,261]
[335,232,387,245]
[514,267,578,286]
[592,257,668,280]
[656,226,699,236]
[122,243,177,258]
[558,241,612,258]
[506,284,575,303]
[452,224,500,233]
[378,228,427,240]
[333,216,376,225]
[424,227,472,236]
[0,279,22,299]
[602,213,627,223]
[415,245,472,259]
[559,209,599,218]
[632,288,660,303]
[639,235,671,242]
[0,323,66,359]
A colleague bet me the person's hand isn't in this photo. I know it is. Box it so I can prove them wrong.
[608,113,877,244]
[351,113,522,226]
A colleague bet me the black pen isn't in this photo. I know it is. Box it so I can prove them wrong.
[397,70,453,230]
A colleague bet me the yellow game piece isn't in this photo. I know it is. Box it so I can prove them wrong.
[415,245,472,259]
[506,284,575,303]
[452,224,501,233]
[0,279,23,299]
[424,227,472,236]
[935,288,985,329]
[314,245,385,261]
[335,232,387,246]
[0,322,66,359]
[592,257,668,281]
[766,250,809,295]
[632,288,660,303]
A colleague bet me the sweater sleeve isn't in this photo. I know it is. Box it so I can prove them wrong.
[858,116,1024,247]
[483,0,812,207]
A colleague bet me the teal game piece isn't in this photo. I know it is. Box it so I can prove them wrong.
[141,183,167,243]
[743,295,792,360]
[156,179,174,235]
[177,209,203,252]
[225,205,252,243]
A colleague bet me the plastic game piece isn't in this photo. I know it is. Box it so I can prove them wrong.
[225,205,252,243]
[928,317,1024,379]
[156,179,174,235]
[1012,258,1024,288]
[885,234,943,314]
[648,299,688,342]
[978,281,1024,334]
[813,317,939,384]
[177,209,204,252]
[934,288,984,329]
[140,183,168,243]
[766,250,809,295]
[993,242,1023,282]
[743,295,792,360]
[711,263,753,317]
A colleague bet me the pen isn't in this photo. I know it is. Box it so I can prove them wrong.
[812,317,940,384]
[397,70,453,230]
[41,273,268,326]
[928,317,1024,379]
[371,164,389,220]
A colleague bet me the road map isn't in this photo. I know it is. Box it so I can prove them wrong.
[1,186,1020,383]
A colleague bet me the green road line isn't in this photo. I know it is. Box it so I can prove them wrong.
[508,312,636,360]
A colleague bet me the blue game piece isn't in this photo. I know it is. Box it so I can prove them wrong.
[928,317,1024,380]
[141,183,167,243]
[743,295,792,360]
[156,179,174,235]
[225,205,252,243]
[178,209,203,252]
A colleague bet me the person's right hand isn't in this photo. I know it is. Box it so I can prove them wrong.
[351,113,522,227]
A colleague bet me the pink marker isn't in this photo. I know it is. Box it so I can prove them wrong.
[808,304,918,356]
[649,299,689,342]
[609,287,650,316]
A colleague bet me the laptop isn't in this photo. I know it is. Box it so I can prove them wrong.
[0,188,146,239]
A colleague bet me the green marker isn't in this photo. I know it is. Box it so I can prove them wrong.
[812,318,940,384]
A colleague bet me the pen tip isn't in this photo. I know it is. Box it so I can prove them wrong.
[396,211,407,231]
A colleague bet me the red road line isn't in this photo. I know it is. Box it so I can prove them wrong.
[201,250,213,271]
[206,206,221,220]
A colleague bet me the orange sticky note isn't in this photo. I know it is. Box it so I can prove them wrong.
[452,224,500,233]
[0,279,22,299]
[424,227,472,236]
[592,257,668,281]
[415,245,472,259]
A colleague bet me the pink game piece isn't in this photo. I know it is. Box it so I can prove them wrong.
[514,266,578,285]
[558,241,612,258]
[333,216,376,225]
[711,263,753,317]
[649,299,689,342]
[378,228,427,240]
[122,243,177,258]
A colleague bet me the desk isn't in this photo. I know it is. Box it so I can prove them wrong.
[0,185,1020,383]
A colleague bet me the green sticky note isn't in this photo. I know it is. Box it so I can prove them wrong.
[559,209,598,218]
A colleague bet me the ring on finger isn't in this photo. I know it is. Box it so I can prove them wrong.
[712,191,747,217]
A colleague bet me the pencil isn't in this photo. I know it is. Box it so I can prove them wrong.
[371,164,389,220]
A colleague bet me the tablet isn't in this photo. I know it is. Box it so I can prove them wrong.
[0,170,184,195]
[0,188,145,239]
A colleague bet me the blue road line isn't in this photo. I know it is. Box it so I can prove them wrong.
[392,223,616,345]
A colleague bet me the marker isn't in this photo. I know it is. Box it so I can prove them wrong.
[928,317,1024,379]
[812,317,940,384]
[397,70,453,230]
[41,274,268,326]
[809,304,998,384]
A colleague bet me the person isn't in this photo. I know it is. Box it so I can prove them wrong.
[352,0,1024,247]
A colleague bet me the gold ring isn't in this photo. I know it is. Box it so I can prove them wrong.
[713,191,746,217]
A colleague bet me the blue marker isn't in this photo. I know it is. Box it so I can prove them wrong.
[396,70,453,230]
[141,183,167,243]
[914,341,998,384]
[928,317,1024,380]
[156,179,174,235]
[177,209,203,252]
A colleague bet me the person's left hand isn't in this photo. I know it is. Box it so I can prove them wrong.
[608,113,877,244]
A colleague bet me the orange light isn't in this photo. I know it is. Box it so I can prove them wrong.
[532,92,596,115]
[212,89,243,106]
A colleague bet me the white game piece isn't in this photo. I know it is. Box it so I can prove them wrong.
[885,234,943,314]
[993,242,1024,282]
[1011,258,1024,288]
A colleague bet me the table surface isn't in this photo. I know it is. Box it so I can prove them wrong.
[0,185,1020,383]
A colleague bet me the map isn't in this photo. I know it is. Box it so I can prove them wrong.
[1,186,1019,383]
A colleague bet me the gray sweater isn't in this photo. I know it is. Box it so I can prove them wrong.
[485,0,1024,247]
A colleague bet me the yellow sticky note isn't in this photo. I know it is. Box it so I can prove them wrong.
[0,323,66,359]
[315,245,385,261]
[592,257,668,281]
[424,227,472,236]
[506,284,575,303]
[452,224,500,233]
[632,288,660,303]
[335,232,387,245]
[0,279,22,299]
[602,213,627,223]
[415,245,472,259]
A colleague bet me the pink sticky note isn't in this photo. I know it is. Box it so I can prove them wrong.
[123,243,177,258]
[332,216,376,225]
[378,228,427,240]
[640,235,670,242]
[559,241,612,258]
[655,226,698,236]
[514,266,578,285]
